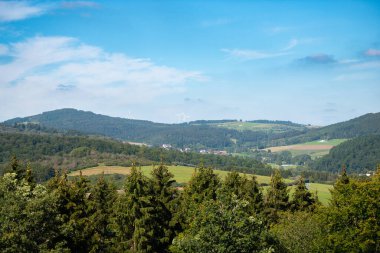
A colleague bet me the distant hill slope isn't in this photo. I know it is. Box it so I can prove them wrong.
[272,112,380,146]
[312,135,380,173]
[3,109,305,150]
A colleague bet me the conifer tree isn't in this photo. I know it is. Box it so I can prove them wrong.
[88,173,117,253]
[150,163,179,252]
[176,165,220,230]
[113,166,158,252]
[265,169,289,222]
[290,175,316,211]
[9,155,25,180]
[220,172,264,214]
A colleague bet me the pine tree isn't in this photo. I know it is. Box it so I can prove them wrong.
[88,173,117,253]
[176,165,220,230]
[265,169,289,222]
[150,163,179,252]
[113,166,157,252]
[291,175,316,211]
[9,155,25,180]
[220,172,264,214]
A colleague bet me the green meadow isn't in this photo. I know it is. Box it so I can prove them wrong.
[69,165,332,205]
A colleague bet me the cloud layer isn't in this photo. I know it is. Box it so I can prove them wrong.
[0,1,46,22]
[0,36,203,120]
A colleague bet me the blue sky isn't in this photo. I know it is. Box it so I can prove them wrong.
[0,0,379,125]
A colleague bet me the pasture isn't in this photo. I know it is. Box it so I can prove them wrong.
[209,121,305,133]
[265,139,347,158]
[69,165,333,205]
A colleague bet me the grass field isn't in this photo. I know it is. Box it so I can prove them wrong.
[265,139,347,158]
[69,165,333,204]
[209,121,305,133]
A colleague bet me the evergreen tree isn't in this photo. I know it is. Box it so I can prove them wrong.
[176,165,220,230]
[113,166,158,252]
[290,175,317,211]
[265,169,289,222]
[88,173,117,253]
[220,172,264,214]
[324,167,380,252]
[9,155,25,180]
[150,163,179,252]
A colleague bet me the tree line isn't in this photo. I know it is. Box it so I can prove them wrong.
[1,157,379,252]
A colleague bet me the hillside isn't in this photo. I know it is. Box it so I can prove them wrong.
[3,108,305,150]
[312,135,380,173]
[0,127,273,181]
[272,112,380,146]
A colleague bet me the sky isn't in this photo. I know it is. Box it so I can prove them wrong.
[0,0,379,125]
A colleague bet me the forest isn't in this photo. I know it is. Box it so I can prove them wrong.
[0,158,379,252]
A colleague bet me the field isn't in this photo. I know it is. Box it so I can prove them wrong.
[209,121,305,133]
[265,139,347,158]
[69,165,333,205]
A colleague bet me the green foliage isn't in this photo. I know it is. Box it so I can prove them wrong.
[265,169,289,221]
[220,171,264,214]
[322,168,380,252]
[0,130,273,181]
[87,174,117,253]
[171,195,276,253]
[271,211,327,253]
[312,135,380,173]
[113,166,160,252]
[273,112,380,146]
[290,175,318,211]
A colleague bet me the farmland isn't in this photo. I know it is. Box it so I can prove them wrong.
[69,165,333,205]
[265,139,347,158]
[208,121,306,133]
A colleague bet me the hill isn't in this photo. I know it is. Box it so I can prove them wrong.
[3,108,306,150]
[312,135,380,173]
[0,126,273,181]
[273,112,380,146]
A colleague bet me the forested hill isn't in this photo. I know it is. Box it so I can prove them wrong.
[0,128,273,181]
[312,135,380,173]
[272,112,380,145]
[3,108,305,150]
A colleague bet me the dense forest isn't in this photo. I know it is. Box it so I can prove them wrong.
[3,109,307,150]
[5,109,380,151]
[272,112,380,146]
[0,159,379,252]
[0,129,275,182]
[312,135,380,173]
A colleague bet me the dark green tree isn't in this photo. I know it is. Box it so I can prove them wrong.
[176,165,220,230]
[265,169,289,222]
[150,163,179,252]
[113,166,158,252]
[290,175,317,211]
[87,173,117,253]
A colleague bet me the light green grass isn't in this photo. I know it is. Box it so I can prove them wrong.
[297,139,347,146]
[69,165,332,204]
[210,121,305,133]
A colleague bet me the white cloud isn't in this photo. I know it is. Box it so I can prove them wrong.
[0,1,46,22]
[222,48,291,60]
[0,36,204,120]
[283,39,298,51]
[0,44,8,55]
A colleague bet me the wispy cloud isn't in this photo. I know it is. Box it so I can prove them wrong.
[222,48,291,60]
[0,1,47,22]
[0,36,204,120]
[283,39,299,51]
[297,54,336,65]
[61,1,100,9]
